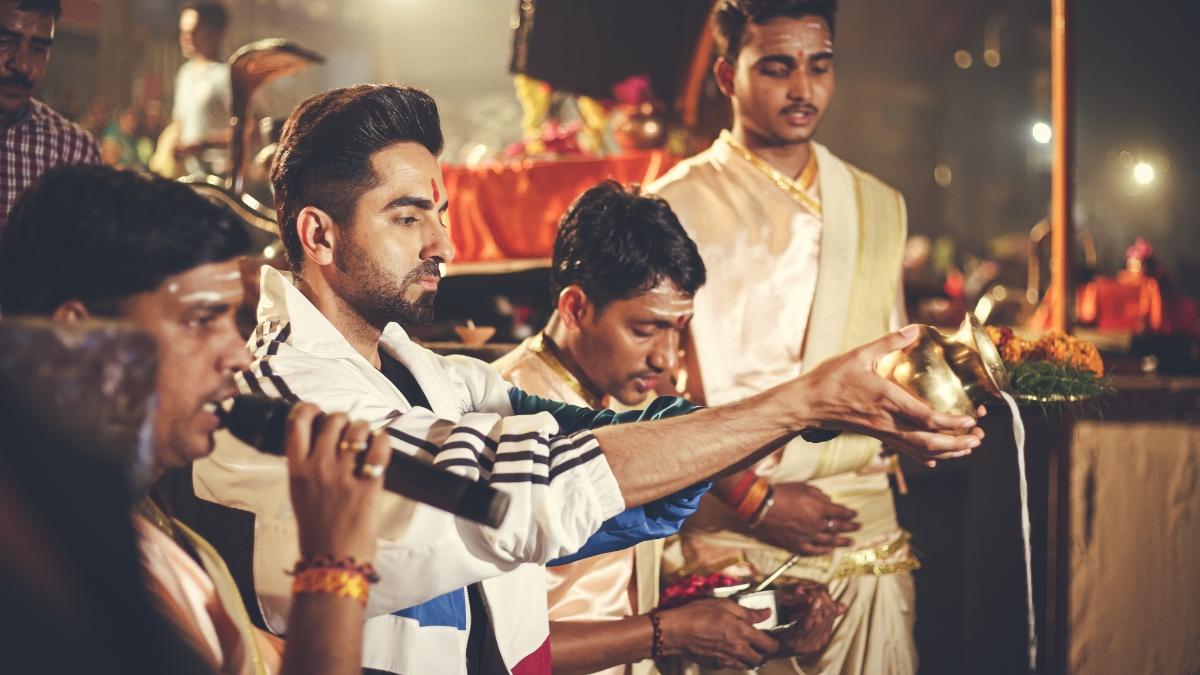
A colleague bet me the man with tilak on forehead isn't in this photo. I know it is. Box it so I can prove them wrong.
[649,1,971,673]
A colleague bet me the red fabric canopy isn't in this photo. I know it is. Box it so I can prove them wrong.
[443,151,677,263]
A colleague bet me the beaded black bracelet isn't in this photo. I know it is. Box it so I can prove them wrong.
[648,608,665,658]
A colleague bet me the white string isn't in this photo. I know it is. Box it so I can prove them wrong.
[1002,391,1038,672]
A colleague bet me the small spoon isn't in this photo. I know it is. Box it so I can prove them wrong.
[746,554,801,595]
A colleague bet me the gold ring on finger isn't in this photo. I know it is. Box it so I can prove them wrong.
[339,439,370,454]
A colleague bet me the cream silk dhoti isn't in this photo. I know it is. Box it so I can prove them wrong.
[650,137,915,675]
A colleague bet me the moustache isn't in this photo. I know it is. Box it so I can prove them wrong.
[0,74,34,91]
[781,103,818,115]
[405,261,442,282]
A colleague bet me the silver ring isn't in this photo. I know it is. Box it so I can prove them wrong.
[361,462,385,479]
[825,518,834,532]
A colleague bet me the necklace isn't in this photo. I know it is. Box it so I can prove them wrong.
[720,130,822,217]
[529,333,606,409]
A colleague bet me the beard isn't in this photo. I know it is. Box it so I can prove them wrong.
[332,236,440,329]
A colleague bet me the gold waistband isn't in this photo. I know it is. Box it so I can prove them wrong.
[795,530,921,580]
[683,530,920,582]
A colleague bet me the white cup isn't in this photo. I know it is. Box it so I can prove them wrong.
[732,589,778,629]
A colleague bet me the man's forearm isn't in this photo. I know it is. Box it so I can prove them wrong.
[279,594,363,675]
[549,619,654,674]
[594,382,806,508]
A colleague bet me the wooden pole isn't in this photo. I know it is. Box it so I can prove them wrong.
[1050,0,1073,333]
[1048,5,1074,673]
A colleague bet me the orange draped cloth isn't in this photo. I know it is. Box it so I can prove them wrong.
[443,151,678,262]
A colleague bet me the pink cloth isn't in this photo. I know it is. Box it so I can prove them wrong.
[134,515,245,673]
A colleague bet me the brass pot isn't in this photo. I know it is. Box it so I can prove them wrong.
[875,313,1012,415]
[612,102,667,151]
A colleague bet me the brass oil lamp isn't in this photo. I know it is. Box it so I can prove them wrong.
[875,313,1013,415]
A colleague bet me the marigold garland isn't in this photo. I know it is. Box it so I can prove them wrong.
[984,325,1114,404]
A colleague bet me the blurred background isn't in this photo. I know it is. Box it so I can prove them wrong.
[31,2,1200,674]
[46,0,1199,290]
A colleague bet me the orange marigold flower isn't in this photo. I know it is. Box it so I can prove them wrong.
[986,325,1033,363]
[1030,332,1105,376]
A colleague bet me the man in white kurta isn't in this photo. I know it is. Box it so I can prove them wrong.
[648,2,916,673]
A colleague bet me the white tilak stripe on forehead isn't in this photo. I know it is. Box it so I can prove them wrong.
[177,290,240,303]
[164,271,242,296]
[756,25,833,54]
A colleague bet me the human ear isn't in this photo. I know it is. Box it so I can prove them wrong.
[557,286,592,331]
[714,58,736,98]
[296,206,337,267]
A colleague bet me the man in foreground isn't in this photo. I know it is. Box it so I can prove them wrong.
[0,164,395,675]
[648,1,940,672]
[190,83,981,674]
[495,181,838,673]
[0,0,99,230]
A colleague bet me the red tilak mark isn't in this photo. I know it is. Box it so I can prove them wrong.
[431,179,440,203]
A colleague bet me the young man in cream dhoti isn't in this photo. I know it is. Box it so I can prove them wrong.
[648,1,949,673]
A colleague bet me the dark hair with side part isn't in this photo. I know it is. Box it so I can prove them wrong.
[183,1,229,33]
[712,0,837,62]
[550,181,706,310]
[270,84,444,270]
[15,0,61,19]
[0,165,250,316]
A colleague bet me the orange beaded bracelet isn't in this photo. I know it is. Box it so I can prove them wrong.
[291,567,372,606]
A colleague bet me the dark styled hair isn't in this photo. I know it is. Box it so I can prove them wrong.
[15,0,61,19]
[550,181,706,310]
[0,165,250,316]
[712,0,837,61]
[270,84,444,270]
[183,1,228,33]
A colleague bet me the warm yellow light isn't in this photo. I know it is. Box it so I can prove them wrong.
[1031,122,1052,144]
[954,50,973,69]
[933,163,953,187]
[1133,162,1155,185]
[983,49,1001,67]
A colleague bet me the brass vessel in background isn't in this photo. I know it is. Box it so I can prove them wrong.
[876,313,1012,415]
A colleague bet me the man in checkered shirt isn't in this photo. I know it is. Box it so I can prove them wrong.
[1,0,99,231]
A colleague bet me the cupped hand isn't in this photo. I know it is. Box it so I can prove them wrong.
[791,326,985,464]
[774,580,845,660]
[660,598,779,671]
[754,482,859,556]
[285,403,392,562]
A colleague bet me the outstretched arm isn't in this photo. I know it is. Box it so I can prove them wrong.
[593,327,982,507]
